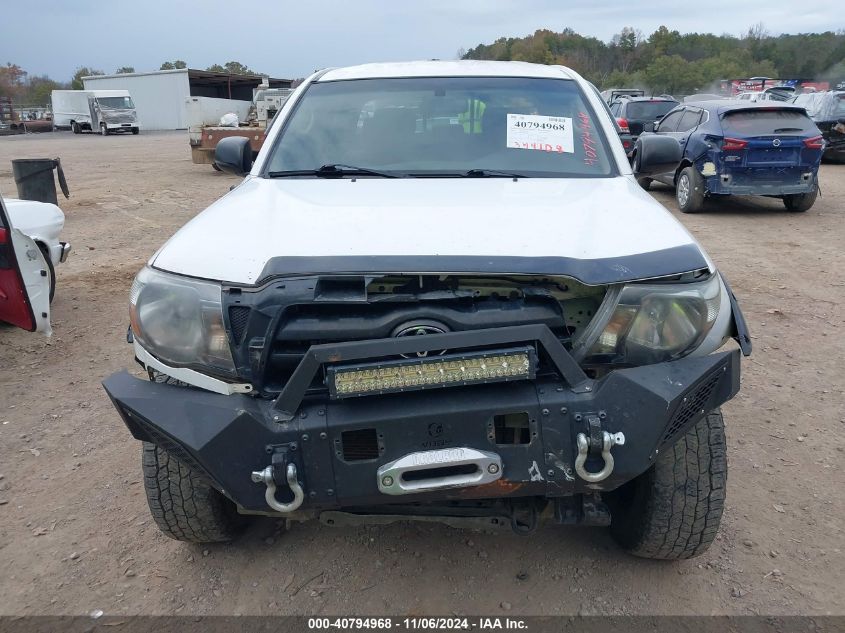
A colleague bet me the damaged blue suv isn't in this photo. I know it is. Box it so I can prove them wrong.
[637,101,824,212]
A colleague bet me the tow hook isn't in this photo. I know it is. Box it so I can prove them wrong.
[250,463,304,513]
[574,431,626,483]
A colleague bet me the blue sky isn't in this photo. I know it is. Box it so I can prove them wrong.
[3,0,842,81]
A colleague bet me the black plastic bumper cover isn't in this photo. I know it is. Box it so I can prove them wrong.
[103,348,740,513]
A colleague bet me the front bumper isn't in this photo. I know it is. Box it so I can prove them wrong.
[103,332,741,514]
[105,122,138,131]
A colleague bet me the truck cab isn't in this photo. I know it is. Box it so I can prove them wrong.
[51,89,140,135]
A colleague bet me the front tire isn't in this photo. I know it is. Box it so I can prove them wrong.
[636,177,652,191]
[142,442,247,543]
[606,410,727,560]
[131,127,139,135]
[71,121,80,134]
[783,187,817,212]
[100,123,109,136]
[676,166,705,213]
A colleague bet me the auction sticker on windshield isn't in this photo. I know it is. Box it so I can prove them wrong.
[507,114,574,153]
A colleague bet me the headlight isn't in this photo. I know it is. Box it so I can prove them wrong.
[129,266,235,375]
[584,274,721,365]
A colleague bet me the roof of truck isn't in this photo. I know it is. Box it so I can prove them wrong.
[318,61,577,82]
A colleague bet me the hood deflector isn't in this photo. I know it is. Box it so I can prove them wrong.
[256,244,709,286]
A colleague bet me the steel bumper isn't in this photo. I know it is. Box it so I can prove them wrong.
[103,347,740,514]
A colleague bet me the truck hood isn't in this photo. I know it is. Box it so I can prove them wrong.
[152,176,711,286]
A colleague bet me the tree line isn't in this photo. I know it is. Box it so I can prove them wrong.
[0,60,262,107]
[462,24,845,94]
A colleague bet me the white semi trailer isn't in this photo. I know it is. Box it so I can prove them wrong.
[51,90,139,135]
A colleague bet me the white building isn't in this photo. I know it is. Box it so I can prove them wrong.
[82,68,292,130]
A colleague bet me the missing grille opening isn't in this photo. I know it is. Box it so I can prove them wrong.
[341,428,380,461]
[493,412,531,445]
[401,463,478,482]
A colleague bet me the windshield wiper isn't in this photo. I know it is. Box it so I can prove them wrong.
[464,169,525,178]
[268,164,401,178]
[404,169,526,178]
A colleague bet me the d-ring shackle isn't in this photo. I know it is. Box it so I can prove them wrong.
[251,463,304,513]
[574,431,626,483]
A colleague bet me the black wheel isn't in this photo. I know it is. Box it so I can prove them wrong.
[212,162,222,172]
[606,410,727,560]
[36,243,56,303]
[676,166,704,213]
[637,177,652,191]
[142,441,247,543]
[71,121,80,134]
[100,123,109,136]
[783,187,817,212]
[131,127,139,135]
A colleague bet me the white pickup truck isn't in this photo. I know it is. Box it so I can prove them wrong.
[103,60,751,559]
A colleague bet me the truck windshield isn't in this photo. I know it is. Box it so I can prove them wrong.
[265,77,613,177]
[97,96,134,109]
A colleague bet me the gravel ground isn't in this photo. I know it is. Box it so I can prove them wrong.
[0,131,843,616]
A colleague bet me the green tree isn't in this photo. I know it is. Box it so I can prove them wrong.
[23,75,59,106]
[461,25,845,92]
[207,61,256,75]
[612,27,641,73]
[644,55,701,95]
[160,60,187,70]
[116,66,135,74]
[0,62,26,99]
[71,66,103,90]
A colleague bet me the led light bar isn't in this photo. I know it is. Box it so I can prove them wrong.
[326,347,537,399]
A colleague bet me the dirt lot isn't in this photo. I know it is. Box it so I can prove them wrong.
[0,131,843,617]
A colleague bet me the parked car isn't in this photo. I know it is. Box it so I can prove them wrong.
[589,82,634,154]
[102,61,751,559]
[600,88,644,104]
[734,86,795,103]
[0,195,71,334]
[790,90,845,162]
[636,100,824,212]
[608,96,680,145]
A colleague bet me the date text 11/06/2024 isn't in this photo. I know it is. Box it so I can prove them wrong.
[307,617,529,630]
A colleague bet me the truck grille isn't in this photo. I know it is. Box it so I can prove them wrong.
[224,274,606,395]
[102,110,135,124]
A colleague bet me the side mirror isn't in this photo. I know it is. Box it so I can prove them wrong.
[632,134,682,178]
[214,136,253,176]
